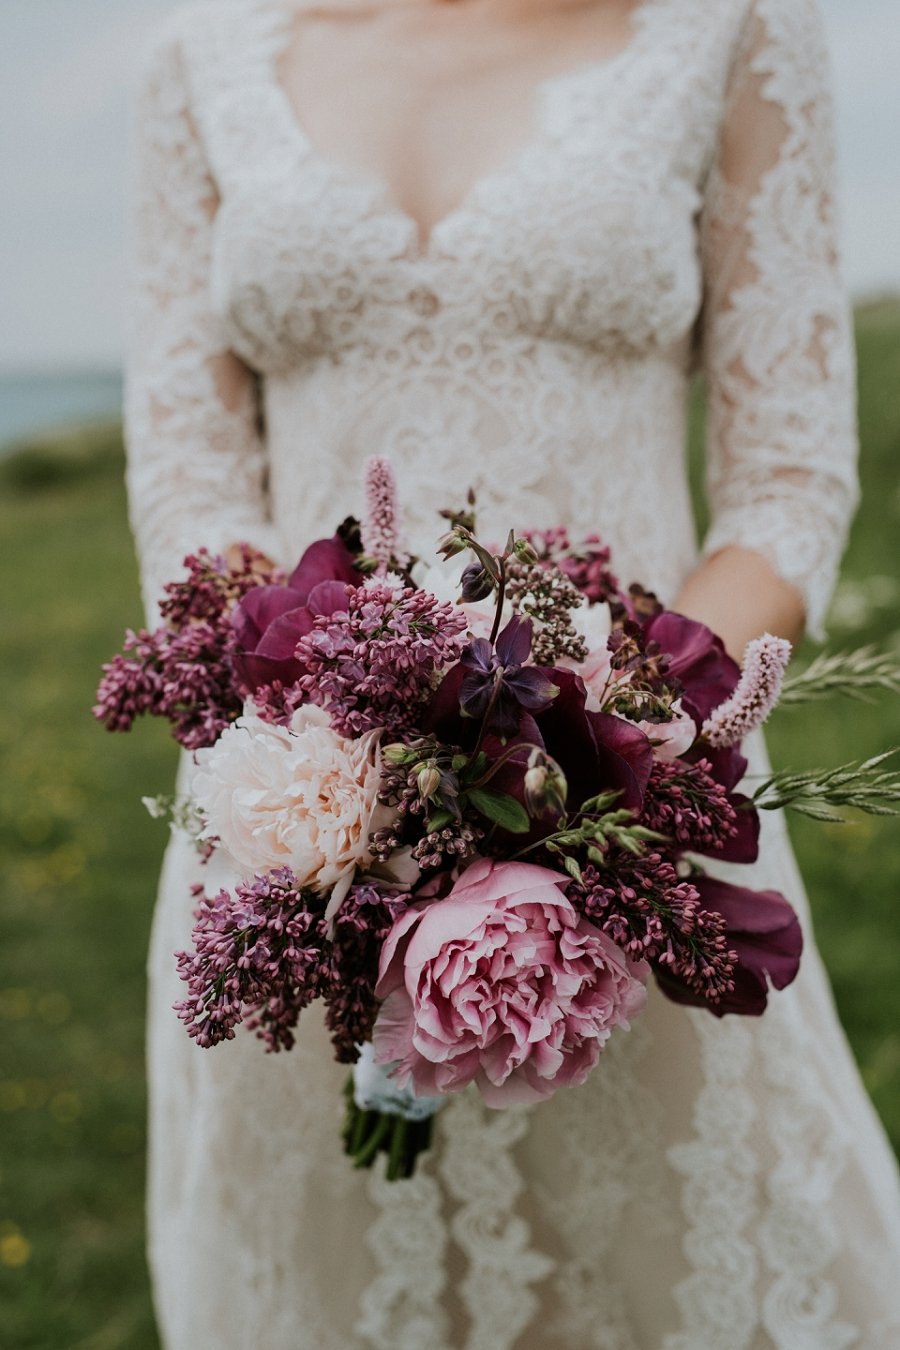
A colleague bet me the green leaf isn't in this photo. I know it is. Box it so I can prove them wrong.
[458,751,489,782]
[466,788,531,834]
[426,808,454,832]
[562,854,584,884]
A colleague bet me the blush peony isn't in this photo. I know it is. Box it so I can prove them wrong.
[372,858,647,1108]
[192,704,388,897]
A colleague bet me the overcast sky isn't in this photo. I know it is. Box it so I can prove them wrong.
[1,0,898,372]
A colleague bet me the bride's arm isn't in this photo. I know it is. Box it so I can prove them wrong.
[675,0,859,662]
[124,19,280,625]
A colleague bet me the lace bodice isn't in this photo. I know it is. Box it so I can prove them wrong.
[128,5,900,1349]
[126,0,857,639]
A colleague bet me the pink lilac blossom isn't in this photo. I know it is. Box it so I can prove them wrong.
[701,633,792,748]
[523,527,622,607]
[174,869,329,1052]
[324,884,410,1063]
[372,858,648,1107]
[94,620,240,750]
[94,546,271,750]
[566,856,738,1005]
[361,456,404,571]
[287,582,469,738]
[640,758,740,853]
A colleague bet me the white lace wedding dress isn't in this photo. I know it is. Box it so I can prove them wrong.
[125,1,900,1345]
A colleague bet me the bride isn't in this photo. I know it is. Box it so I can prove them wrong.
[125,0,900,1344]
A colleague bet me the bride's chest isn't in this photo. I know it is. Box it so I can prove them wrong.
[186,1,741,371]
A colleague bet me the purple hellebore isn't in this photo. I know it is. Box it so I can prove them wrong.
[655,876,803,1016]
[231,536,359,694]
[458,616,558,739]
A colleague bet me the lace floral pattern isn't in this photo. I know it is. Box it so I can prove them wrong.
[129,1,900,1346]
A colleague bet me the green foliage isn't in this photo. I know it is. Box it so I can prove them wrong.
[0,298,898,1343]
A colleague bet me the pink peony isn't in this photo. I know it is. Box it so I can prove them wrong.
[372,858,647,1108]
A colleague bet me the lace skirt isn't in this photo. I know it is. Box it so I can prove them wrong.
[146,737,900,1349]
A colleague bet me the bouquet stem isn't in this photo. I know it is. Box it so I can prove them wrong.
[341,1076,435,1181]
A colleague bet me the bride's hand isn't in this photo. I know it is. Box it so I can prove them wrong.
[672,545,804,665]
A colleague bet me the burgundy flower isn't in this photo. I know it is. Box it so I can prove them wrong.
[654,876,803,1016]
[644,612,741,725]
[458,616,558,738]
[535,668,654,814]
[231,536,360,694]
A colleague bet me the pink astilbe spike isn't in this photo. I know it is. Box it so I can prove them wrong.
[701,633,792,749]
[361,456,405,572]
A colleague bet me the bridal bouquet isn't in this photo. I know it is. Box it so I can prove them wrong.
[95,458,900,1178]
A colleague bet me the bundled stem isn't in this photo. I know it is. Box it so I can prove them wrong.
[341,1077,435,1181]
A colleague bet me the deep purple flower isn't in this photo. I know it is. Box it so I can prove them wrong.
[680,743,760,863]
[459,562,495,603]
[458,616,558,738]
[653,876,803,1016]
[535,668,654,814]
[231,535,360,694]
[644,612,741,725]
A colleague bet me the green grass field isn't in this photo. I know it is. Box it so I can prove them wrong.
[1,302,899,1347]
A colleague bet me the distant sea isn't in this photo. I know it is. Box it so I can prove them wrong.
[0,369,123,453]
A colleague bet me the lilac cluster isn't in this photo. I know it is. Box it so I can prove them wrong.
[174,869,329,1052]
[158,545,277,627]
[523,527,622,607]
[94,547,273,750]
[567,857,737,1004]
[289,583,468,737]
[505,560,588,665]
[373,752,483,870]
[324,884,409,1062]
[94,620,241,750]
[641,758,740,853]
[411,821,484,870]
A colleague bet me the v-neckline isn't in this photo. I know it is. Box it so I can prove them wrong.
[262,0,662,261]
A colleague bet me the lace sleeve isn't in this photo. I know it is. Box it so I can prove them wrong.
[124,18,280,624]
[698,0,859,642]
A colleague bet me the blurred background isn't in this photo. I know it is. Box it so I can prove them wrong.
[1,1,898,1346]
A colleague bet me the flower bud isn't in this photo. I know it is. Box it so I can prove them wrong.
[436,529,470,560]
[416,762,443,801]
[523,750,568,819]
[382,742,414,766]
[459,562,495,603]
[512,537,540,566]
